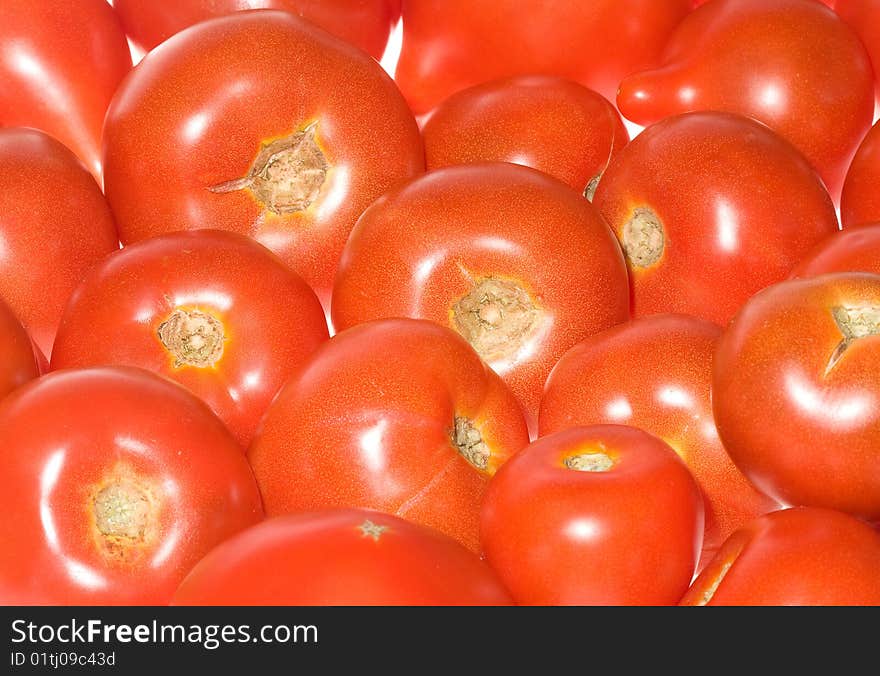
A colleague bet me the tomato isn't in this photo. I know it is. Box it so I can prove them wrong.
[113,0,400,59]
[714,273,880,521]
[0,298,39,402]
[681,507,880,606]
[592,111,839,326]
[792,223,880,278]
[172,509,512,605]
[0,367,263,605]
[422,76,628,198]
[834,0,880,103]
[0,128,120,359]
[0,0,131,179]
[395,0,691,115]
[102,10,423,307]
[247,318,530,552]
[617,0,873,198]
[841,120,880,228]
[480,425,703,605]
[49,230,329,447]
[539,314,777,566]
[331,163,629,425]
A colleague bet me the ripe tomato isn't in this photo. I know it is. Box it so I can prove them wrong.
[247,318,530,552]
[841,120,880,228]
[792,223,880,278]
[114,0,400,59]
[172,509,512,605]
[331,163,629,424]
[714,273,880,521]
[480,425,704,605]
[49,230,329,447]
[834,0,880,103]
[592,111,839,325]
[681,507,880,606]
[102,11,423,306]
[395,0,691,114]
[618,0,873,198]
[422,76,628,198]
[0,298,39,402]
[0,0,131,179]
[539,314,777,566]
[0,367,263,605]
[0,128,120,358]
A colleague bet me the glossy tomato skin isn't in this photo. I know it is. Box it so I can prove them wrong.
[539,315,777,566]
[0,0,131,179]
[0,129,120,358]
[792,223,880,278]
[841,121,880,228]
[103,11,423,306]
[618,0,873,198]
[395,0,691,114]
[714,274,880,521]
[114,0,399,59]
[331,163,629,424]
[0,299,39,402]
[248,318,530,552]
[480,425,704,605]
[592,111,839,326]
[49,230,328,447]
[835,0,880,102]
[173,509,512,605]
[422,76,628,196]
[681,507,880,606]
[0,367,263,605]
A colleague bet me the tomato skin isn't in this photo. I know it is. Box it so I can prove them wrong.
[618,0,873,198]
[49,230,328,447]
[331,163,629,423]
[422,76,628,196]
[592,111,839,326]
[102,10,424,306]
[247,318,530,552]
[0,367,263,605]
[114,0,399,59]
[540,315,777,566]
[0,0,131,179]
[0,299,39,402]
[681,507,880,606]
[792,223,880,278]
[0,129,120,359]
[173,509,512,605]
[834,0,880,103]
[841,121,880,228]
[480,425,704,605]
[395,0,691,114]
[713,273,880,521]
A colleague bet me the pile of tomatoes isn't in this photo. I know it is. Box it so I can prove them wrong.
[2,0,880,607]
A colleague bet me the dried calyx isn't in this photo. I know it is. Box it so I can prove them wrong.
[622,207,665,268]
[93,481,152,543]
[452,416,490,471]
[157,309,225,368]
[826,305,880,375]
[564,452,614,472]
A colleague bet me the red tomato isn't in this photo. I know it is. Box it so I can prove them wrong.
[0,367,263,605]
[247,318,530,552]
[681,507,880,606]
[793,223,880,278]
[480,425,703,605]
[618,0,873,198]
[172,509,512,605]
[0,298,39,402]
[0,0,131,179]
[834,0,880,102]
[592,111,839,325]
[0,128,119,358]
[331,163,629,424]
[49,230,329,447]
[395,0,691,114]
[841,120,880,228]
[422,76,628,198]
[102,10,423,306]
[714,273,880,521]
[114,0,400,59]
[539,315,778,566]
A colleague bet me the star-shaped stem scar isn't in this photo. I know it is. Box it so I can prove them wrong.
[357,519,389,542]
